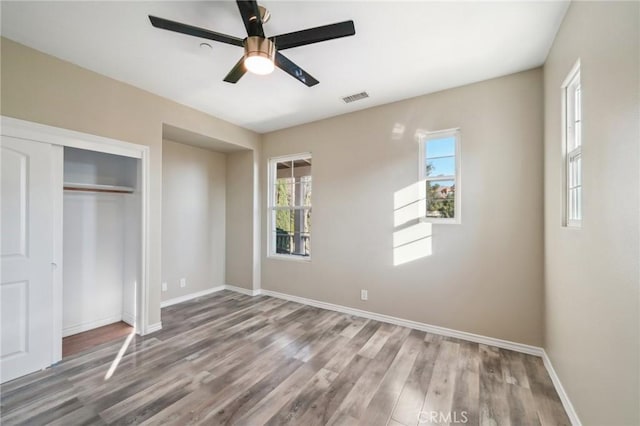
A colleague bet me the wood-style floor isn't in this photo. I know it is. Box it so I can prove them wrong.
[0,291,570,425]
[63,322,134,358]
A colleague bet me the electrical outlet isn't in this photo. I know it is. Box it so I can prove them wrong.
[161,282,167,292]
[179,278,186,288]
[360,289,368,301]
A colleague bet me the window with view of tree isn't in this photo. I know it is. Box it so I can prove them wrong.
[268,154,312,258]
[419,129,461,223]
[563,62,581,227]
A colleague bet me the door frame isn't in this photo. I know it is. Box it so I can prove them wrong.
[1,116,151,365]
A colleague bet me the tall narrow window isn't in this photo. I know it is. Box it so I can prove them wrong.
[564,63,582,227]
[268,153,312,259]
[419,129,461,224]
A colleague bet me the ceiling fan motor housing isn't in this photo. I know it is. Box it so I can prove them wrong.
[245,37,275,59]
[244,36,276,61]
[258,5,271,23]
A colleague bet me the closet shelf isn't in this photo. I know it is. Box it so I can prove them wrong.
[63,182,134,194]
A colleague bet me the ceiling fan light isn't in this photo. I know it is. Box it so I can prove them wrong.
[245,55,274,75]
[244,36,275,75]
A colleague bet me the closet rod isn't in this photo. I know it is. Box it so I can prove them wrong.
[63,183,134,194]
[64,187,133,194]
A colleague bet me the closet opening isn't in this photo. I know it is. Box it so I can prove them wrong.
[61,147,141,358]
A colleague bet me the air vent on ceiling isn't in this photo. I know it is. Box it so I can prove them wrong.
[341,91,369,104]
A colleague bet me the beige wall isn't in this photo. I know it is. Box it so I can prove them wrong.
[162,139,226,300]
[0,38,260,328]
[225,150,256,290]
[262,68,545,346]
[543,2,640,425]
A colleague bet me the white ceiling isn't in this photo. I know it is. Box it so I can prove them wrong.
[1,1,569,134]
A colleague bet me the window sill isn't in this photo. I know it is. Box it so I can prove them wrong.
[420,217,461,225]
[267,254,311,263]
[564,223,582,230]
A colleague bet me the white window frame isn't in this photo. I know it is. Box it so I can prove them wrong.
[562,60,582,228]
[418,128,461,224]
[267,152,312,261]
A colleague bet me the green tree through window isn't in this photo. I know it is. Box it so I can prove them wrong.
[422,131,459,221]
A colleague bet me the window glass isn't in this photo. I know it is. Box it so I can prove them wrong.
[421,131,460,223]
[564,66,582,227]
[269,155,312,258]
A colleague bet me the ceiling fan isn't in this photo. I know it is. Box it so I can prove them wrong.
[149,1,356,87]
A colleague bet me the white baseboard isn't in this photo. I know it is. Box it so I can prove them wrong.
[62,315,123,337]
[258,289,543,356]
[224,284,261,297]
[160,286,226,308]
[144,322,162,335]
[122,312,136,327]
[542,351,582,425]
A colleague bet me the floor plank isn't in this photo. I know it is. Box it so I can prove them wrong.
[391,334,442,426]
[358,329,424,425]
[62,321,133,358]
[0,290,571,425]
[420,340,461,423]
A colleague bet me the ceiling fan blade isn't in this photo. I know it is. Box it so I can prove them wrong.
[236,0,264,37]
[223,57,247,83]
[275,52,319,87]
[149,15,244,47]
[271,20,355,51]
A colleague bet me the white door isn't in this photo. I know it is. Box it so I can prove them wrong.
[1,136,54,383]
